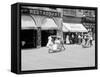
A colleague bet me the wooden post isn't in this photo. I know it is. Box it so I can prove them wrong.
[37,27,41,48]
[56,8,63,40]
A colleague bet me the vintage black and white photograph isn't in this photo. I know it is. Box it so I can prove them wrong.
[20,5,96,71]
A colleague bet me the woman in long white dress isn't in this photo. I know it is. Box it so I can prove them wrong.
[46,36,54,52]
[47,36,61,53]
[54,38,61,50]
[66,35,70,44]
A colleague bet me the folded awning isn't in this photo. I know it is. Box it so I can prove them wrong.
[41,18,58,30]
[63,23,88,32]
[21,15,37,29]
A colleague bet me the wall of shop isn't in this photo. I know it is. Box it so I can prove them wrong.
[63,16,82,23]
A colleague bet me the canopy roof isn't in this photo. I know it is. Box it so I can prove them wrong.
[41,18,58,30]
[21,15,37,29]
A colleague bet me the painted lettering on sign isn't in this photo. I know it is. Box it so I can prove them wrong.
[21,8,61,17]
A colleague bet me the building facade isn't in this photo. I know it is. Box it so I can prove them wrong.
[62,9,87,44]
[21,7,63,48]
[62,9,95,43]
[21,7,96,48]
[82,10,95,39]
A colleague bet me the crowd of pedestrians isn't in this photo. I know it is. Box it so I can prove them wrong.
[46,32,94,53]
[65,33,93,48]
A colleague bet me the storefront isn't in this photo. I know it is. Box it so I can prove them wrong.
[62,16,88,44]
[21,7,63,48]
[21,15,37,49]
[82,16,95,40]
[62,22,87,44]
[41,18,58,46]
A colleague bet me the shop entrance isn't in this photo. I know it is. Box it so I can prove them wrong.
[21,29,37,49]
[41,30,57,47]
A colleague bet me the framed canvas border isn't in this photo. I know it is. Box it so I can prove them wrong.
[11,2,98,74]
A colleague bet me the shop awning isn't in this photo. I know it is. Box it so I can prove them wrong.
[63,23,88,32]
[21,15,37,29]
[62,24,69,32]
[41,18,58,30]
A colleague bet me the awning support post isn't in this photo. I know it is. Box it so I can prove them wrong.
[37,27,41,48]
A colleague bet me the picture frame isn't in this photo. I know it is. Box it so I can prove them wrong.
[11,2,98,74]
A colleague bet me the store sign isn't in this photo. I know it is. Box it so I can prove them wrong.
[21,8,61,17]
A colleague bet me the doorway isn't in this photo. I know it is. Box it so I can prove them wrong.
[21,29,37,49]
[41,30,57,47]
